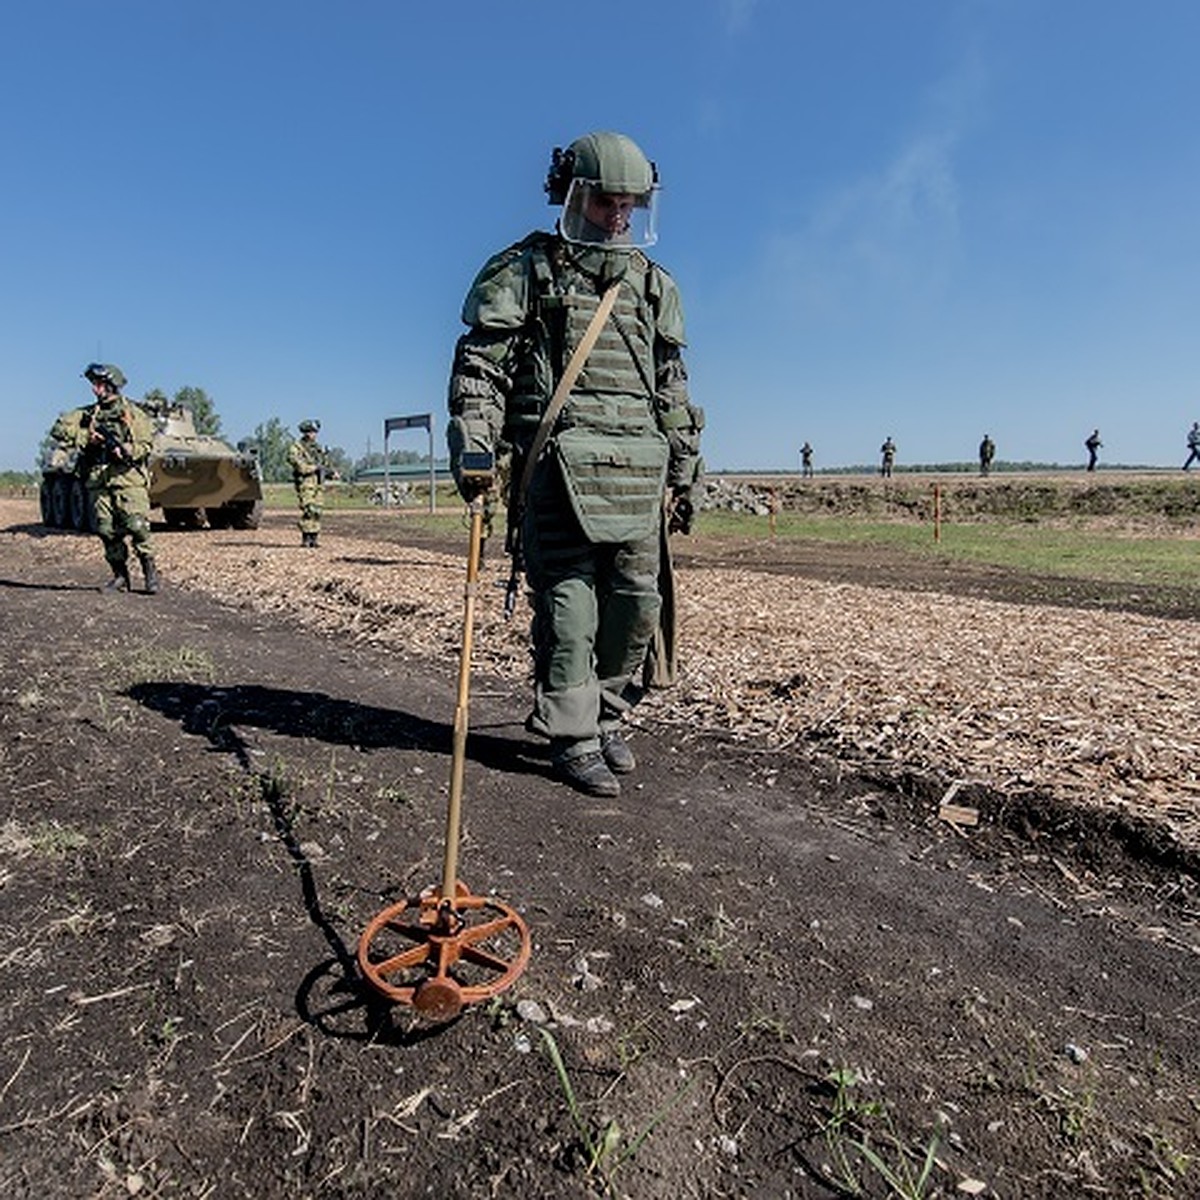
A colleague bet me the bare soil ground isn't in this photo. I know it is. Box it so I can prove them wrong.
[1,498,1196,1199]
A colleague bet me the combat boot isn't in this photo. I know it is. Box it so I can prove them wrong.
[138,554,160,595]
[309,531,320,548]
[600,730,636,774]
[552,742,621,798]
[105,564,131,592]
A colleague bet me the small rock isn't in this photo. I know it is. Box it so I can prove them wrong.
[641,892,664,910]
[850,994,874,1011]
[1065,1042,1088,1064]
[572,959,603,992]
[516,999,547,1025]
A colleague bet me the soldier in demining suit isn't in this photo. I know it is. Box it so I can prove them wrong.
[447,131,704,798]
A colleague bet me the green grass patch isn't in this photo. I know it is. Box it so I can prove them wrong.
[260,480,465,514]
[100,644,217,685]
[701,510,1200,590]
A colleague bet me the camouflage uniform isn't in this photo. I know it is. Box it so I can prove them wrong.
[448,132,703,797]
[287,420,330,546]
[62,364,158,593]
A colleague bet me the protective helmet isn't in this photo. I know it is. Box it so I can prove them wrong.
[83,363,128,390]
[547,131,660,248]
[299,419,320,434]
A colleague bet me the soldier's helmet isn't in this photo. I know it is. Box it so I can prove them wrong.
[546,131,660,249]
[83,363,128,391]
[299,419,320,434]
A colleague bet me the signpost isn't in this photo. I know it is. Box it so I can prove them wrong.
[384,413,435,513]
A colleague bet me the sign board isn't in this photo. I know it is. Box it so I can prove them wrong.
[385,414,431,434]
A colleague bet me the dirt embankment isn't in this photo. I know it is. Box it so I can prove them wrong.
[706,470,1200,525]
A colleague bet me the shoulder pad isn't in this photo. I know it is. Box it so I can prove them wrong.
[461,231,551,330]
[646,261,686,346]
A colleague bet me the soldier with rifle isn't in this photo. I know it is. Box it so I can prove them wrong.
[53,363,159,593]
[287,419,335,547]
[447,131,704,797]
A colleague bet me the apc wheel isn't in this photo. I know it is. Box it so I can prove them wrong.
[228,499,264,530]
[50,477,71,528]
[68,478,90,531]
[39,480,55,526]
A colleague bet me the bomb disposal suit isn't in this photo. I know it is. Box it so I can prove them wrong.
[447,132,703,797]
[55,364,158,593]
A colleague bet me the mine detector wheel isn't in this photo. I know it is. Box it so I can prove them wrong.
[356,493,531,1022]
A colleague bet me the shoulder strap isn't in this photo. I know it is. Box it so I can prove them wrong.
[514,279,620,505]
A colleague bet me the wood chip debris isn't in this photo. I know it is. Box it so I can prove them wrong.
[10,507,1199,854]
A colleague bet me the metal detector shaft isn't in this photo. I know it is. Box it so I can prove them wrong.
[441,498,485,899]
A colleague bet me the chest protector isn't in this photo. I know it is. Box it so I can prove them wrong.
[526,237,669,541]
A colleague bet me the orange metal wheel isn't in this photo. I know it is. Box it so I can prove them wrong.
[357,881,531,1020]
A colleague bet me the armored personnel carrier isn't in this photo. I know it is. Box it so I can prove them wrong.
[40,400,264,532]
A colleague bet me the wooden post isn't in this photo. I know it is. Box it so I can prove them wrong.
[933,483,942,543]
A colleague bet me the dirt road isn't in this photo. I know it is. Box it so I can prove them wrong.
[1,501,1196,1198]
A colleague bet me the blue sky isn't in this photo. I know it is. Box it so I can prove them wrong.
[4,1,1198,472]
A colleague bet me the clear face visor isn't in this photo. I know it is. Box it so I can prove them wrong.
[558,179,659,248]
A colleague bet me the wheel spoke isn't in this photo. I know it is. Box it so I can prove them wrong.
[371,943,434,977]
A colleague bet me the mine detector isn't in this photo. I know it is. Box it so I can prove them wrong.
[358,457,531,1021]
[40,400,264,532]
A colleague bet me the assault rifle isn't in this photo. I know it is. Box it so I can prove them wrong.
[80,412,131,464]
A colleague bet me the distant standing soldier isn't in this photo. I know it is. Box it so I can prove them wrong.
[55,364,159,593]
[287,419,333,547]
[1085,429,1102,472]
[880,436,896,478]
[800,441,814,478]
[978,433,996,476]
[1184,422,1200,470]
